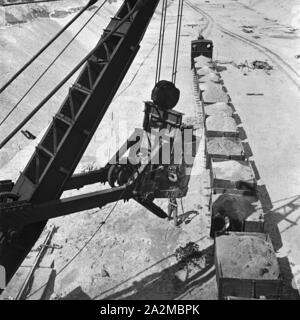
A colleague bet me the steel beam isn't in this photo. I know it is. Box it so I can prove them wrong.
[135,199,168,219]
[0,0,160,285]
[64,169,108,191]
[0,186,130,230]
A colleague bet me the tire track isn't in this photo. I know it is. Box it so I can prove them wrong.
[185,0,300,90]
[185,0,214,37]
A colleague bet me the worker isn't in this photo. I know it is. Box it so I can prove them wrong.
[210,193,251,238]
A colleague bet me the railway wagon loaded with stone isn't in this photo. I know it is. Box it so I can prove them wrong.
[192,38,283,300]
[215,232,282,299]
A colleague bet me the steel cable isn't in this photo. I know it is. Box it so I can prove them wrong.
[0,2,139,149]
[24,192,123,299]
[0,0,98,97]
[0,0,107,128]
[171,0,183,84]
[155,0,167,84]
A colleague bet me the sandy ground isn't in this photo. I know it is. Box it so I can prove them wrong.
[1,0,217,300]
[1,0,300,299]
[187,0,300,298]
[0,0,118,166]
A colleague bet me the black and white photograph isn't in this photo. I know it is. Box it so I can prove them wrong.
[0,0,299,303]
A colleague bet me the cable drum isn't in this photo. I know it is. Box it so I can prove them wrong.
[151,80,180,110]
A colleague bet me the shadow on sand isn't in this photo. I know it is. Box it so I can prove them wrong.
[260,191,300,300]
[98,245,215,300]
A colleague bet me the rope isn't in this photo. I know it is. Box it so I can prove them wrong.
[0,0,98,97]
[56,199,119,276]
[171,0,183,84]
[26,188,124,299]
[0,3,138,149]
[155,0,167,84]
[0,0,107,128]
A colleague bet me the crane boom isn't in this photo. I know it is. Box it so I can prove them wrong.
[0,0,160,287]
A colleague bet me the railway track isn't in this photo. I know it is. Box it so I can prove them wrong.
[185,0,300,90]
[185,0,213,37]
[186,0,300,299]
[184,0,214,122]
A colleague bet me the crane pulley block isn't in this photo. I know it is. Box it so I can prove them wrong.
[143,101,183,133]
[0,0,161,289]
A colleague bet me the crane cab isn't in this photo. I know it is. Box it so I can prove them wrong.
[191,37,213,67]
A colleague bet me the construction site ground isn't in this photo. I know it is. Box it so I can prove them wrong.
[0,0,300,300]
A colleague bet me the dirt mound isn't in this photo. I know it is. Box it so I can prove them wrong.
[0,0,93,27]
[216,233,280,279]
[206,115,238,134]
[212,160,255,182]
[200,83,230,104]
[206,137,243,157]
[204,102,233,117]
[2,6,50,25]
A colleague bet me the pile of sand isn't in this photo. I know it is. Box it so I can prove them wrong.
[212,160,255,182]
[198,72,221,83]
[216,233,280,279]
[206,115,238,134]
[194,55,213,69]
[200,83,230,104]
[206,137,243,157]
[196,65,215,76]
[204,102,233,117]
[0,0,121,169]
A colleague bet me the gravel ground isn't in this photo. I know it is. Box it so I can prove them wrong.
[1,0,300,300]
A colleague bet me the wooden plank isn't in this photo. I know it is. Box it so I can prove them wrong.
[220,278,282,299]
[15,226,55,300]
[39,255,55,269]
[245,212,264,233]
